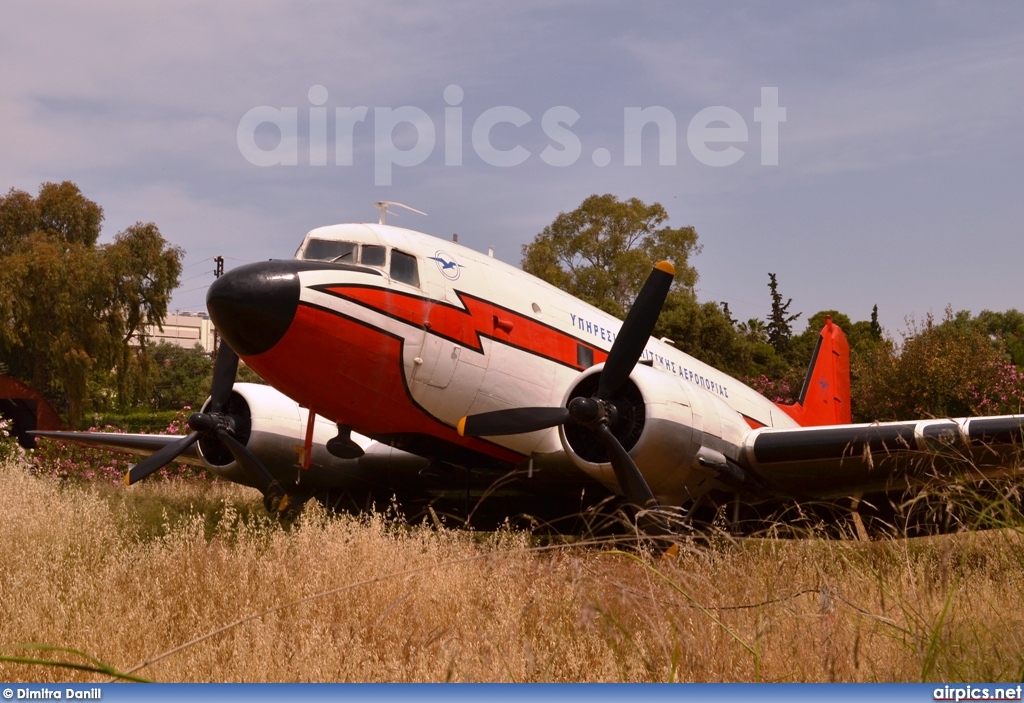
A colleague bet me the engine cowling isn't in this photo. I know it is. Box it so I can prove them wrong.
[558,363,751,505]
[196,383,425,488]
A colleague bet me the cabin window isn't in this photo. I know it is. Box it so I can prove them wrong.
[361,244,387,267]
[390,249,420,287]
[577,344,594,368]
[304,239,356,262]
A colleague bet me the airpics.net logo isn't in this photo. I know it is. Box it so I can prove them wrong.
[236,85,786,186]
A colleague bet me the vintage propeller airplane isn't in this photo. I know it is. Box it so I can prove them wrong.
[34,208,1024,533]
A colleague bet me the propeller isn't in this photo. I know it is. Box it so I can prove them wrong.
[458,261,676,535]
[125,341,292,514]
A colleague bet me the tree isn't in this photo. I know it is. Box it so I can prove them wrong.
[719,302,736,326]
[853,308,1023,420]
[738,318,767,344]
[765,272,800,354]
[870,304,882,341]
[522,194,757,373]
[0,188,39,257]
[655,295,754,378]
[522,194,700,318]
[35,181,103,248]
[0,182,183,425]
[973,309,1024,366]
[148,343,213,410]
[103,223,184,407]
[0,182,103,254]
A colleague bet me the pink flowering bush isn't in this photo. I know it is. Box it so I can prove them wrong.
[743,374,797,405]
[855,311,1024,421]
[0,417,23,463]
[31,406,210,485]
[973,360,1024,416]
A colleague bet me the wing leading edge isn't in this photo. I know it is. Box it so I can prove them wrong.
[30,431,205,468]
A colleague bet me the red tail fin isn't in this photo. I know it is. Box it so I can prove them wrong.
[778,316,851,426]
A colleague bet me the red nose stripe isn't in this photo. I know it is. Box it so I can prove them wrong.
[319,285,608,370]
[242,303,525,464]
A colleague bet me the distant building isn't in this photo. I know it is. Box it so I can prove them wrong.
[138,312,216,353]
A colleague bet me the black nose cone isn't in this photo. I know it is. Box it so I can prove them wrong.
[207,260,301,356]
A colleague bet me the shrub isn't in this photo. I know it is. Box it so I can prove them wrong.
[855,309,1024,420]
[0,416,22,464]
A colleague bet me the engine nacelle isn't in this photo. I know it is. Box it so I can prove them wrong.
[196,383,425,488]
[558,363,751,505]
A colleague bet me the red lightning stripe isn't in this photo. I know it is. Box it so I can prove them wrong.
[315,284,607,370]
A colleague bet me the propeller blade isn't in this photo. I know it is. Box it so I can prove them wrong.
[208,342,239,414]
[215,428,279,494]
[594,424,670,536]
[125,432,201,485]
[598,261,675,400]
[594,424,656,507]
[458,407,572,437]
[216,429,290,513]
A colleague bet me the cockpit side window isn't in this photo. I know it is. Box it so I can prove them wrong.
[390,249,420,287]
[303,239,356,262]
[361,244,387,267]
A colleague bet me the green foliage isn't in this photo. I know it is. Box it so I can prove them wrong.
[236,362,267,385]
[147,342,214,411]
[36,181,104,247]
[0,181,102,255]
[85,409,184,433]
[870,305,883,341]
[973,309,1024,366]
[853,307,1024,421]
[765,273,800,354]
[521,194,700,318]
[522,194,759,375]
[656,295,754,379]
[0,182,183,425]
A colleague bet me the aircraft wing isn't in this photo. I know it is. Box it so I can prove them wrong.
[30,431,205,468]
[740,415,1024,499]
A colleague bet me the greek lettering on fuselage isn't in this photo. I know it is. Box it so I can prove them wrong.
[568,313,729,399]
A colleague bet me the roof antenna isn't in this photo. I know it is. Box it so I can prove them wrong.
[374,201,427,225]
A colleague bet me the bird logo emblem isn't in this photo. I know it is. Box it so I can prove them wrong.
[429,251,463,280]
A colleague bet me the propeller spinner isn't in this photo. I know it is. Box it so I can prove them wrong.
[458,261,676,535]
[125,341,293,514]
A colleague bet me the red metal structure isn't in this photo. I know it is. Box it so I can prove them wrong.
[0,376,62,447]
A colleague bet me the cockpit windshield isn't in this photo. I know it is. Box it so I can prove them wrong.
[361,244,386,267]
[299,238,420,288]
[303,239,356,262]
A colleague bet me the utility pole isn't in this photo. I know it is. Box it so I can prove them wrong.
[211,256,224,363]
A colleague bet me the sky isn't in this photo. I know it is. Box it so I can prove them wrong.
[2,1,1022,338]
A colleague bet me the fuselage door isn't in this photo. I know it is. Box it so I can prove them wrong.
[414,332,461,389]
[409,249,483,395]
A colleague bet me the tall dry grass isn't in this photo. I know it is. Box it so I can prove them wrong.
[2,456,1024,682]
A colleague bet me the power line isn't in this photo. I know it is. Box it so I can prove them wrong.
[181,256,214,271]
[175,283,211,296]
